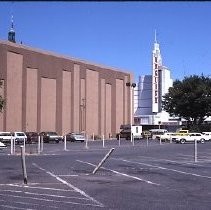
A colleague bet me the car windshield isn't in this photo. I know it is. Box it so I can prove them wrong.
[0,133,11,136]
[17,133,25,136]
[47,132,58,135]
[74,134,84,136]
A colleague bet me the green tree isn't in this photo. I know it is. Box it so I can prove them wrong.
[162,75,211,128]
[0,80,5,112]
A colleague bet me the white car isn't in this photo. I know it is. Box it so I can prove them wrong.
[0,141,7,149]
[12,132,27,144]
[201,132,211,141]
[156,132,176,142]
[0,132,13,144]
[172,133,207,144]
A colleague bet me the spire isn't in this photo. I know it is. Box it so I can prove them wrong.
[8,15,16,43]
[154,29,157,43]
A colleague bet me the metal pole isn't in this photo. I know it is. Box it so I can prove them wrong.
[10,136,13,155]
[147,135,149,147]
[13,138,16,155]
[118,134,121,146]
[38,136,41,154]
[64,135,67,151]
[194,139,197,162]
[92,148,115,174]
[132,133,134,146]
[20,146,28,184]
[23,138,26,154]
[85,134,88,149]
[92,133,94,141]
[41,136,43,152]
[130,86,133,143]
[102,135,105,148]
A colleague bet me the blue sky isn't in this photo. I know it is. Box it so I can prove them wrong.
[0,2,211,82]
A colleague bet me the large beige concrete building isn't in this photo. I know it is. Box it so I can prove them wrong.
[0,40,133,137]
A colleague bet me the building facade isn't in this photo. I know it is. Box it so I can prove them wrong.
[0,40,133,137]
[134,34,174,126]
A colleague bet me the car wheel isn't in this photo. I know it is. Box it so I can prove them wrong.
[200,139,205,144]
[180,139,185,144]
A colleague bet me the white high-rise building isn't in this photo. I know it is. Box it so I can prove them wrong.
[134,33,173,126]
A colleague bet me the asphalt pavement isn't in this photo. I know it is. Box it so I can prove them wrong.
[0,139,211,210]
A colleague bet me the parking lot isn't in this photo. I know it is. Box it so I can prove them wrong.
[0,139,211,210]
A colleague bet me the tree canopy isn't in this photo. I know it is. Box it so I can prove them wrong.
[162,75,211,127]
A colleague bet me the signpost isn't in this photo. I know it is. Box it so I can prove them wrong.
[194,139,197,162]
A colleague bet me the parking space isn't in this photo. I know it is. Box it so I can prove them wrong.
[0,140,211,209]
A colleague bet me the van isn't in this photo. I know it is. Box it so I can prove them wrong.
[117,125,143,140]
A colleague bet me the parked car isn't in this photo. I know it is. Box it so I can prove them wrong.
[116,129,131,140]
[12,132,27,145]
[0,141,7,149]
[39,132,63,143]
[64,133,85,142]
[25,132,39,144]
[0,132,13,144]
[201,132,211,141]
[156,132,176,142]
[172,133,206,144]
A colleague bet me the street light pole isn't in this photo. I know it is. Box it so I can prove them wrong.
[126,82,136,143]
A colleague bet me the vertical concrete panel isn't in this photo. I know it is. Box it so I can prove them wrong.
[116,79,124,133]
[0,80,4,130]
[26,68,38,131]
[73,65,80,132]
[124,76,129,124]
[41,78,56,131]
[6,52,23,131]
[62,71,71,135]
[100,79,105,136]
[80,79,86,132]
[86,69,99,136]
[106,84,111,138]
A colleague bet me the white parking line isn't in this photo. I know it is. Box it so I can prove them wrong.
[113,158,211,179]
[0,189,90,201]
[8,183,75,192]
[0,193,101,207]
[77,160,160,186]
[136,155,205,166]
[0,204,34,210]
[32,163,104,207]
[0,198,59,209]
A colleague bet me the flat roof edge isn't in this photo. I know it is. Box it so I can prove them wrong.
[0,40,132,75]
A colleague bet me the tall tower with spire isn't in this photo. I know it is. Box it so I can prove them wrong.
[152,30,162,113]
[134,31,173,126]
[8,15,16,43]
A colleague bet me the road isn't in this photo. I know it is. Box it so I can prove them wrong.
[0,139,211,210]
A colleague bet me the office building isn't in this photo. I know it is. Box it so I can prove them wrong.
[0,40,133,137]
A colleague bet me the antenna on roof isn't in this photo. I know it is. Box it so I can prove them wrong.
[8,2,16,43]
